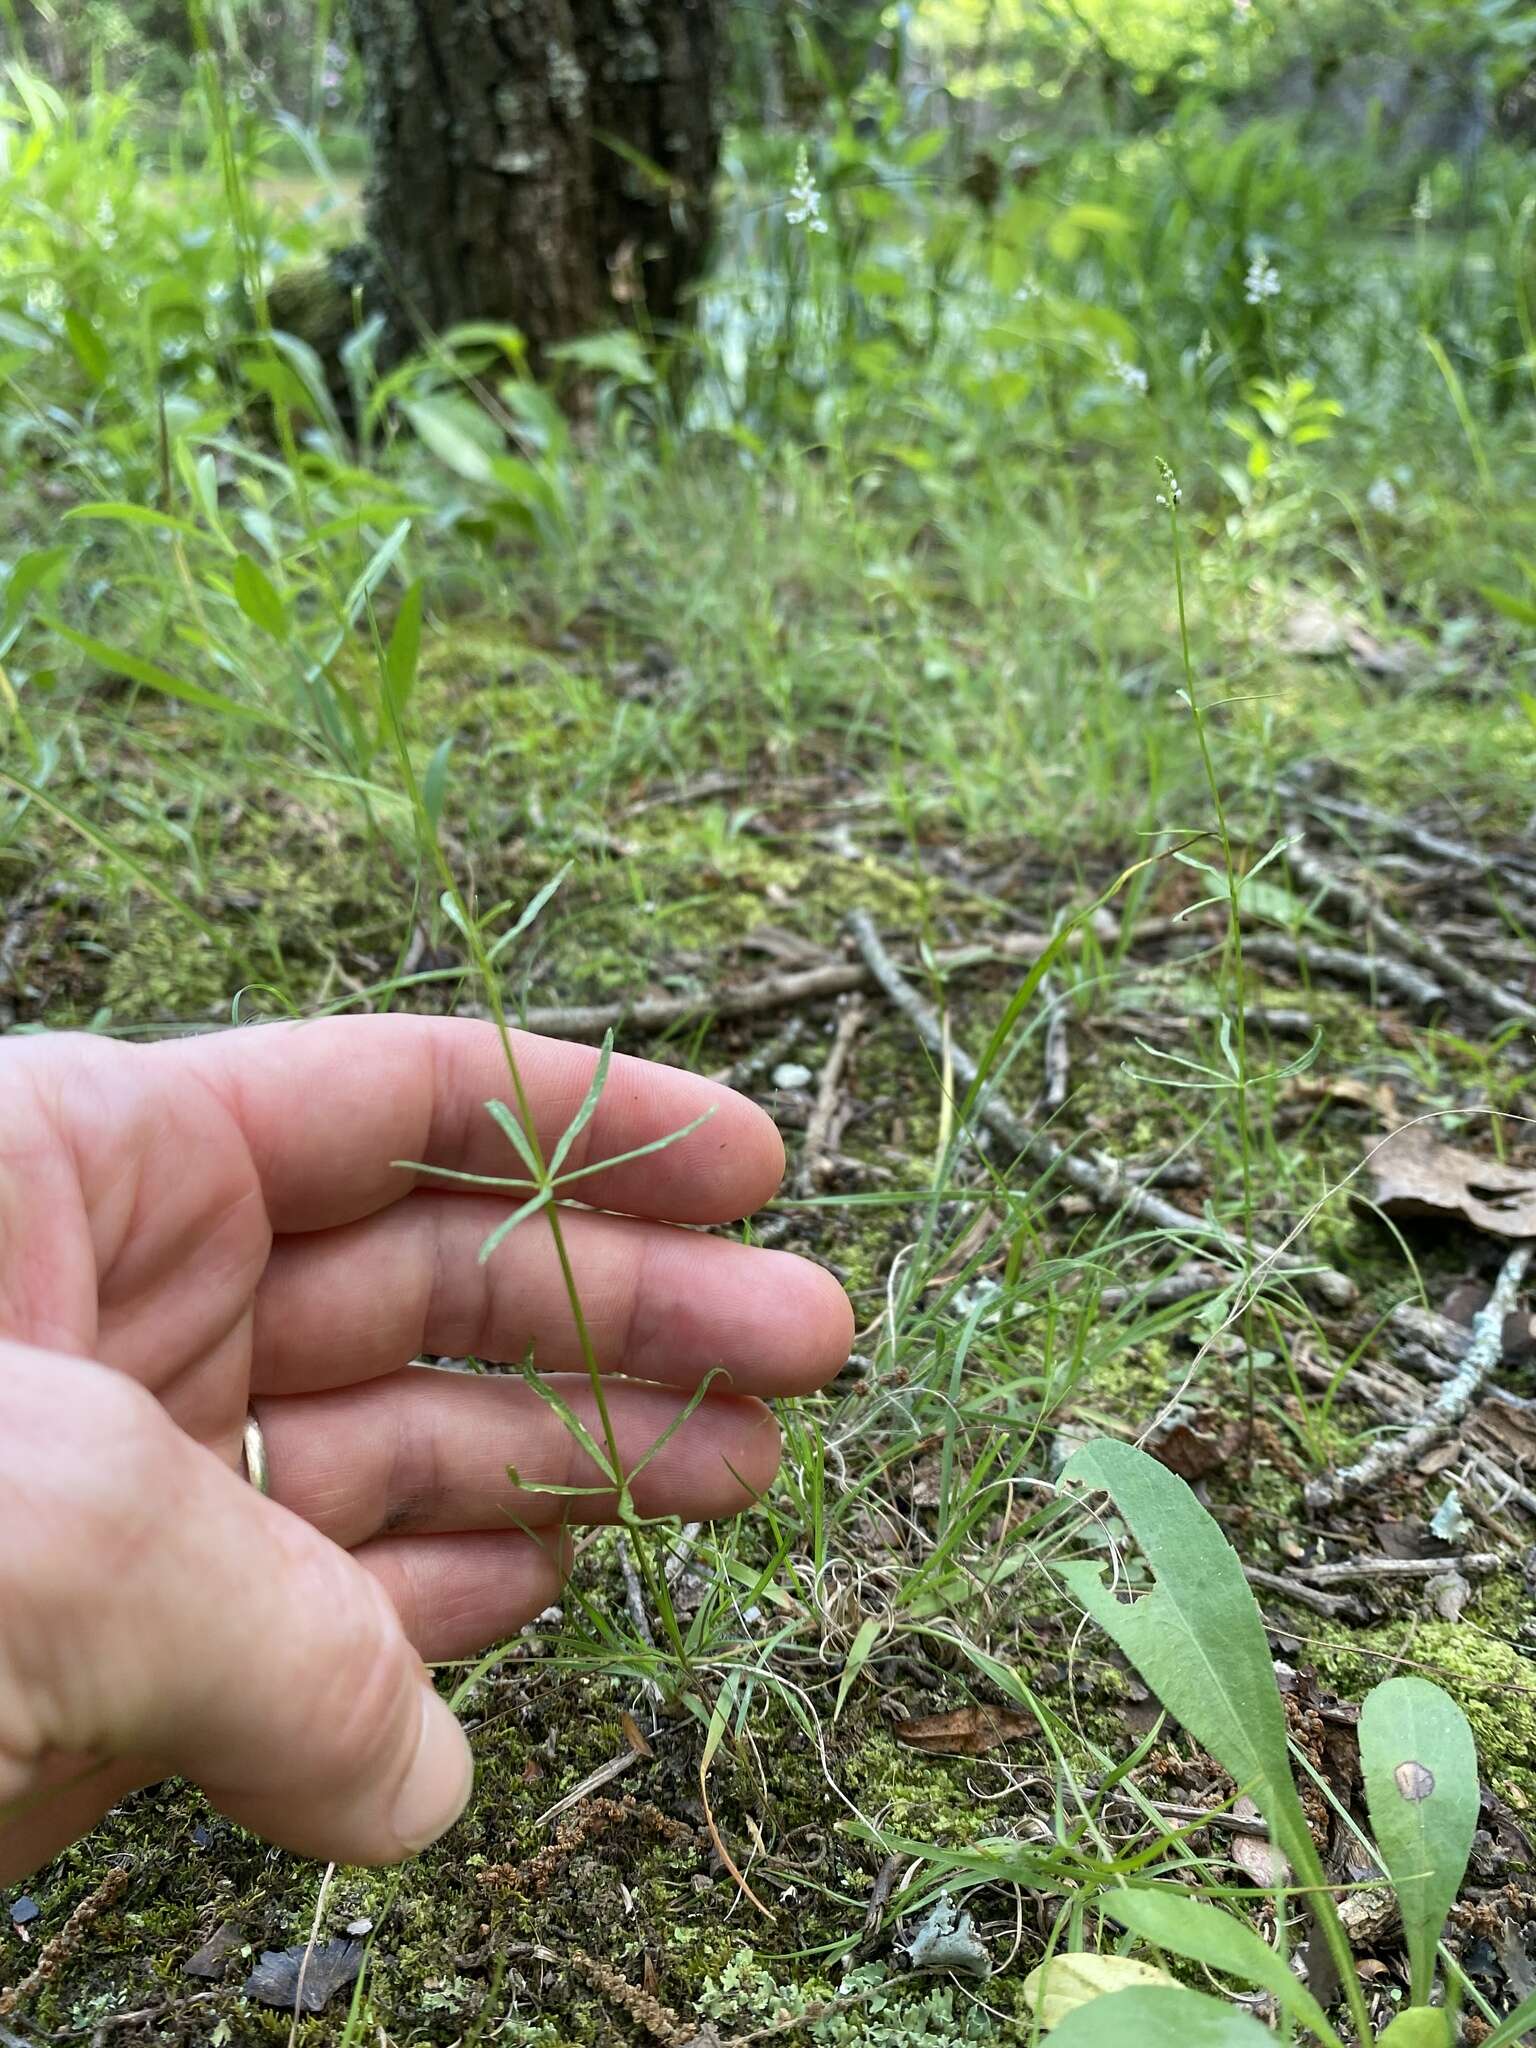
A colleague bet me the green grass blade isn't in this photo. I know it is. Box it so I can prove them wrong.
[45,618,295,732]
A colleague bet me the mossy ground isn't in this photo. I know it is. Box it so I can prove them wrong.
[6,438,1536,2041]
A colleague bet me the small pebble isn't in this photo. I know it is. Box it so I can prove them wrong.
[9,1896,39,1926]
[771,1062,813,1090]
[346,1918,373,1937]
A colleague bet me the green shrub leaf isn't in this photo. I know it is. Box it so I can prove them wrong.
[1358,1677,1478,2005]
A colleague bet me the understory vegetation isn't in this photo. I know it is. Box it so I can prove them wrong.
[4,1,1536,2040]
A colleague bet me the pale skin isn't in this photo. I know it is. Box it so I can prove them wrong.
[0,1018,853,1882]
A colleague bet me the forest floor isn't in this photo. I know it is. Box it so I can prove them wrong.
[4,437,1536,2046]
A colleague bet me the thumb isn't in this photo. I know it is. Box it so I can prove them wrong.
[1,1348,472,1872]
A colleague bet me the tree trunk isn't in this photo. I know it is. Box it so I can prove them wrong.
[346,0,723,362]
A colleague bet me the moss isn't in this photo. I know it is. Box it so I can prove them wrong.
[1311,1620,1536,1810]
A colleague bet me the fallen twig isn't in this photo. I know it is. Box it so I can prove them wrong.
[1305,1240,1534,1508]
[797,996,866,1193]
[1232,932,1445,1011]
[1285,829,1536,1024]
[708,1017,805,1089]
[1041,977,1071,1113]
[847,911,1357,1310]
[1241,1566,1358,1619]
[501,925,1137,1044]
[1294,1552,1502,1584]
[1292,788,1536,907]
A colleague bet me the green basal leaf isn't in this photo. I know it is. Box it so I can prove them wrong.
[1024,1954,1177,2031]
[1055,1441,1318,1880]
[1377,2010,1452,2047]
[1044,1983,1275,2045]
[1103,1887,1342,2047]
[1359,1677,1479,2006]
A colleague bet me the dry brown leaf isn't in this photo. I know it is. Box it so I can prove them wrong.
[893,1705,1035,1757]
[1284,1074,1399,1121]
[1228,1796,1290,1889]
[1277,595,1415,677]
[1366,1126,1536,1239]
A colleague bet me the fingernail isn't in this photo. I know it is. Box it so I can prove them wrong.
[392,1687,474,1853]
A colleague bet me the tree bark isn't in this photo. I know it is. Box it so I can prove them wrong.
[346,0,723,361]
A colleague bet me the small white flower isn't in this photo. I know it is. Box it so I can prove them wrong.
[1013,277,1041,304]
[786,148,829,234]
[1243,246,1281,305]
[1156,459,1182,507]
[1109,346,1148,393]
[1366,477,1399,515]
[1195,327,1213,363]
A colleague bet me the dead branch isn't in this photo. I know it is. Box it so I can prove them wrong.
[503,926,1129,1045]
[1294,1552,1502,1584]
[1241,1566,1358,1619]
[1041,977,1071,1112]
[847,910,1357,1310]
[1239,932,1445,1012]
[1305,1240,1534,1508]
[1296,789,1536,907]
[796,995,866,1193]
[1285,829,1536,1024]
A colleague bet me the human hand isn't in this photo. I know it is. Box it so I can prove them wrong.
[0,1017,851,1880]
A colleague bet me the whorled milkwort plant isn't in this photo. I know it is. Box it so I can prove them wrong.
[1032,1441,1533,2048]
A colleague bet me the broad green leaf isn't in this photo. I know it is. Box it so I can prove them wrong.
[1055,1441,1318,1881]
[1046,1984,1275,2047]
[1378,2013,1452,2048]
[834,1617,883,1721]
[1359,1677,1478,2005]
[401,395,496,484]
[64,306,109,386]
[232,554,288,639]
[545,329,656,385]
[1103,1888,1342,2047]
[45,620,289,731]
[1023,1955,1177,2032]
[383,579,423,718]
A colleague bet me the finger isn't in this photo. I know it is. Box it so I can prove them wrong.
[0,1346,473,1876]
[353,1529,569,1662]
[253,1195,853,1396]
[255,1368,783,1548]
[170,1015,785,1232]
